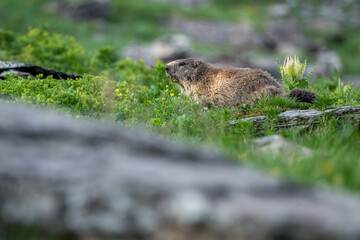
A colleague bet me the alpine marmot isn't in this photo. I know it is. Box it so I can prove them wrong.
[165,58,317,108]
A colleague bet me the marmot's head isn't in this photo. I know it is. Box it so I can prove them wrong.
[165,58,207,86]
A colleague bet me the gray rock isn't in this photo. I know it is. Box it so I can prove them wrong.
[170,18,264,49]
[1,102,360,239]
[250,135,314,163]
[248,56,282,80]
[290,0,360,30]
[0,61,82,80]
[265,20,318,53]
[343,76,360,87]
[204,55,251,69]
[149,0,209,7]
[43,0,110,21]
[268,4,291,18]
[0,70,34,80]
[315,50,343,77]
[123,34,192,66]
[230,106,360,131]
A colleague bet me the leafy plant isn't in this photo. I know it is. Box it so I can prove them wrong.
[278,56,315,91]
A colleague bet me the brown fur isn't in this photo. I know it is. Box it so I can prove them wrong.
[165,58,317,107]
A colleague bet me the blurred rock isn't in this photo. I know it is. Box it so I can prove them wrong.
[251,135,314,163]
[315,49,343,77]
[265,20,320,54]
[248,56,281,80]
[204,55,251,69]
[123,34,193,65]
[268,4,291,18]
[230,106,360,132]
[44,0,110,21]
[290,0,360,30]
[150,0,209,7]
[0,70,34,80]
[343,76,360,87]
[0,61,82,80]
[1,103,360,239]
[170,18,264,49]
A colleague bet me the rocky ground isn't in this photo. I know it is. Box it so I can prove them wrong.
[1,102,360,240]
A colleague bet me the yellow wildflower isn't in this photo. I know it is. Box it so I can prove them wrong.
[103,104,106,106]
[178,93,181,96]
[237,153,246,159]
[162,97,166,100]
[166,85,169,88]
[75,115,81,119]
[125,90,128,94]
[118,93,122,97]
[323,163,334,175]
[115,89,119,93]
[165,89,169,92]
[282,56,305,79]
[133,98,137,101]
[270,167,281,177]
[170,93,174,97]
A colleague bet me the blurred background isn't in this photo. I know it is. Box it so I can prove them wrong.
[0,0,359,83]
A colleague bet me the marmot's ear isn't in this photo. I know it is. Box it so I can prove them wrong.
[193,59,200,68]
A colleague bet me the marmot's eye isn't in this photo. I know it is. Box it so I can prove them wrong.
[179,62,186,66]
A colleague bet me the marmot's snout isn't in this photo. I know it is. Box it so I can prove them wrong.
[165,61,178,82]
[165,63,174,76]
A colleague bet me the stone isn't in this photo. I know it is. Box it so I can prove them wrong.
[1,102,360,239]
[123,34,192,66]
[43,0,110,21]
[204,55,251,69]
[230,106,360,131]
[0,70,34,80]
[170,18,264,49]
[250,135,314,163]
[150,0,209,7]
[248,56,282,81]
[315,49,343,77]
[264,20,319,53]
[0,61,82,80]
[343,76,360,88]
[268,4,291,18]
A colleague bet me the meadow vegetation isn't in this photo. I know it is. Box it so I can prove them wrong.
[1,28,360,194]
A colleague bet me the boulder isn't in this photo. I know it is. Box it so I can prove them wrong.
[230,106,360,131]
[315,49,343,77]
[170,18,264,49]
[264,20,320,54]
[0,61,82,80]
[1,102,360,239]
[123,34,192,66]
[43,0,110,21]
[250,135,314,163]
[149,0,209,7]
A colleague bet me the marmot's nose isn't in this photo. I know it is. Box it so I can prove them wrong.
[165,66,169,72]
